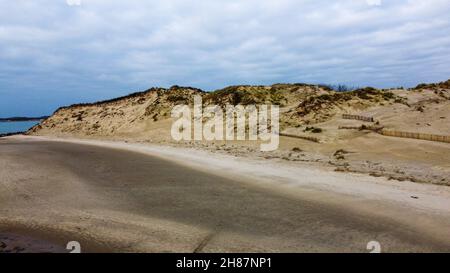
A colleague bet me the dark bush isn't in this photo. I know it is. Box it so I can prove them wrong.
[311,127,323,133]
[382,92,395,100]
[167,95,188,103]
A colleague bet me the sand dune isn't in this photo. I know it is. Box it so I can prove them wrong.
[27,82,450,186]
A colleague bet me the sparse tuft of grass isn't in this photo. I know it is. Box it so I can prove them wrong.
[304,126,323,133]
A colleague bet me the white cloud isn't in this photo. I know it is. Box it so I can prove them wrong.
[67,0,81,6]
[0,0,449,106]
[367,0,382,6]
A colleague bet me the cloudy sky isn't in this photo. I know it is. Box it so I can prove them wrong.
[1,0,450,116]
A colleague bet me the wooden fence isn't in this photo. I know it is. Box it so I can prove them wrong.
[338,126,361,130]
[280,133,320,143]
[380,129,450,144]
[339,125,384,131]
[342,114,374,122]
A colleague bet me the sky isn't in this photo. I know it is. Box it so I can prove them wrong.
[1,0,450,117]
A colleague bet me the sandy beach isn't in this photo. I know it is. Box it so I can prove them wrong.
[1,135,450,253]
[2,0,450,260]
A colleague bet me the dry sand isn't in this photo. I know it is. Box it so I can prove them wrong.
[1,135,450,253]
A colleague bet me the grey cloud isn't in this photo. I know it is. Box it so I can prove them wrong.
[0,0,449,116]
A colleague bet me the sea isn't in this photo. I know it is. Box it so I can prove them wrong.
[0,121,39,134]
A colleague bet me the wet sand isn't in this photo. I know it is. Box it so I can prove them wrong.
[1,136,450,252]
[0,232,67,253]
